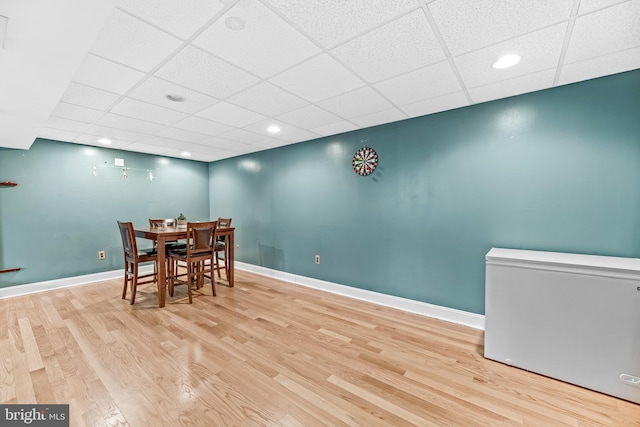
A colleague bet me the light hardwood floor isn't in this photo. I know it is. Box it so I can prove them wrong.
[0,269,638,426]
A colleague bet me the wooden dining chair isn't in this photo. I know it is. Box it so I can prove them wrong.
[168,221,218,303]
[117,221,158,305]
[214,217,232,280]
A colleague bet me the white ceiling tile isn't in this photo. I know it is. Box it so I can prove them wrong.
[454,23,567,89]
[264,0,419,47]
[161,149,210,162]
[154,46,260,98]
[196,101,266,127]
[332,9,445,83]
[89,10,183,72]
[242,120,320,144]
[558,47,640,86]
[184,143,242,158]
[73,134,130,148]
[5,0,639,162]
[171,142,228,158]
[127,77,219,114]
[401,91,470,118]
[137,134,183,149]
[316,86,394,119]
[218,128,279,146]
[117,0,228,39]
[565,0,640,64]
[350,108,407,128]
[171,116,234,136]
[276,105,343,129]
[374,61,461,105]
[110,98,188,125]
[43,117,92,133]
[238,121,284,139]
[194,0,321,78]
[311,121,359,136]
[72,54,146,94]
[227,82,309,116]
[270,54,365,102]
[429,0,574,55]
[0,0,118,150]
[153,127,209,143]
[274,128,322,144]
[200,136,259,153]
[59,83,120,110]
[84,124,146,142]
[51,102,104,123]
[120,142,170,155]
[468,69,556,104]
[37,128,79,142]
[578,0,627,14]
[97,113,165,134]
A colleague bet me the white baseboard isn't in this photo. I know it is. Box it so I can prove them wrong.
[236,262,485,330]
[0,266,153,300]
[0,263,485,330]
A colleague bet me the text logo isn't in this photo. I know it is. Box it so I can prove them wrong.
[1,405,69,426]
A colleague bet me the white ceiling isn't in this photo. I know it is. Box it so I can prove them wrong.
[1,0,639,162]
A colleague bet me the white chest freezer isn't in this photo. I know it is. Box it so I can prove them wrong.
[485,248,640,404]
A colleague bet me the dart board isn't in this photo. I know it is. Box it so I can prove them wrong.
[352,147,378,176]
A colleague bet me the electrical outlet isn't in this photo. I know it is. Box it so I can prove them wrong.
[315,255,320,264]
[236,244,240,251]
[98,250,106,260]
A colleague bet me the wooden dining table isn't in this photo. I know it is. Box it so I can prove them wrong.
[134,225,235,307]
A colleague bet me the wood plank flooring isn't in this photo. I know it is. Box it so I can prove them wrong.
[0,269,638,426]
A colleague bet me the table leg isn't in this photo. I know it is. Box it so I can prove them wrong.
[157,235,166,307]
[228,230,234,287]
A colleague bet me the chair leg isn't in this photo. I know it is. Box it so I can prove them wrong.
[168,257,175,297]
[210,255,216,296]
[130,263,138,305]
[198,262,205,289]
[186,263,193,304]
[214,251,221,279]
[122,273,128,300]
[122,260,131,299]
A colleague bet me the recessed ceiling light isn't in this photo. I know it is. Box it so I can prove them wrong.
[181,151,191,157]
[166,93,186,102]
[492,54,521,69]
[98,138,111,145]
[225,16,246,31]
[267,125,281,133]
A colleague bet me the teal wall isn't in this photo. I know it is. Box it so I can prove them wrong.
[0,140,209,286]
[209,70,640,315]
[1,71,638,314]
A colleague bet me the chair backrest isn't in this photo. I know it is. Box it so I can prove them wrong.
[217,217,232,228]
[186,221,217,255]
[117,221,138,259]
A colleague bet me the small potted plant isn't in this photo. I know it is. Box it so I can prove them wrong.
[177,213,187,227]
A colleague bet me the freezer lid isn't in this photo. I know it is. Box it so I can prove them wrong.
[486,248,640,277]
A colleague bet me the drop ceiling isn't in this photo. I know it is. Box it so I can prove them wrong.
[1,0,639,162]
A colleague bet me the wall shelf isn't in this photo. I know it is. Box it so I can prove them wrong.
[0,268,21,274]
[0,181,18,187]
